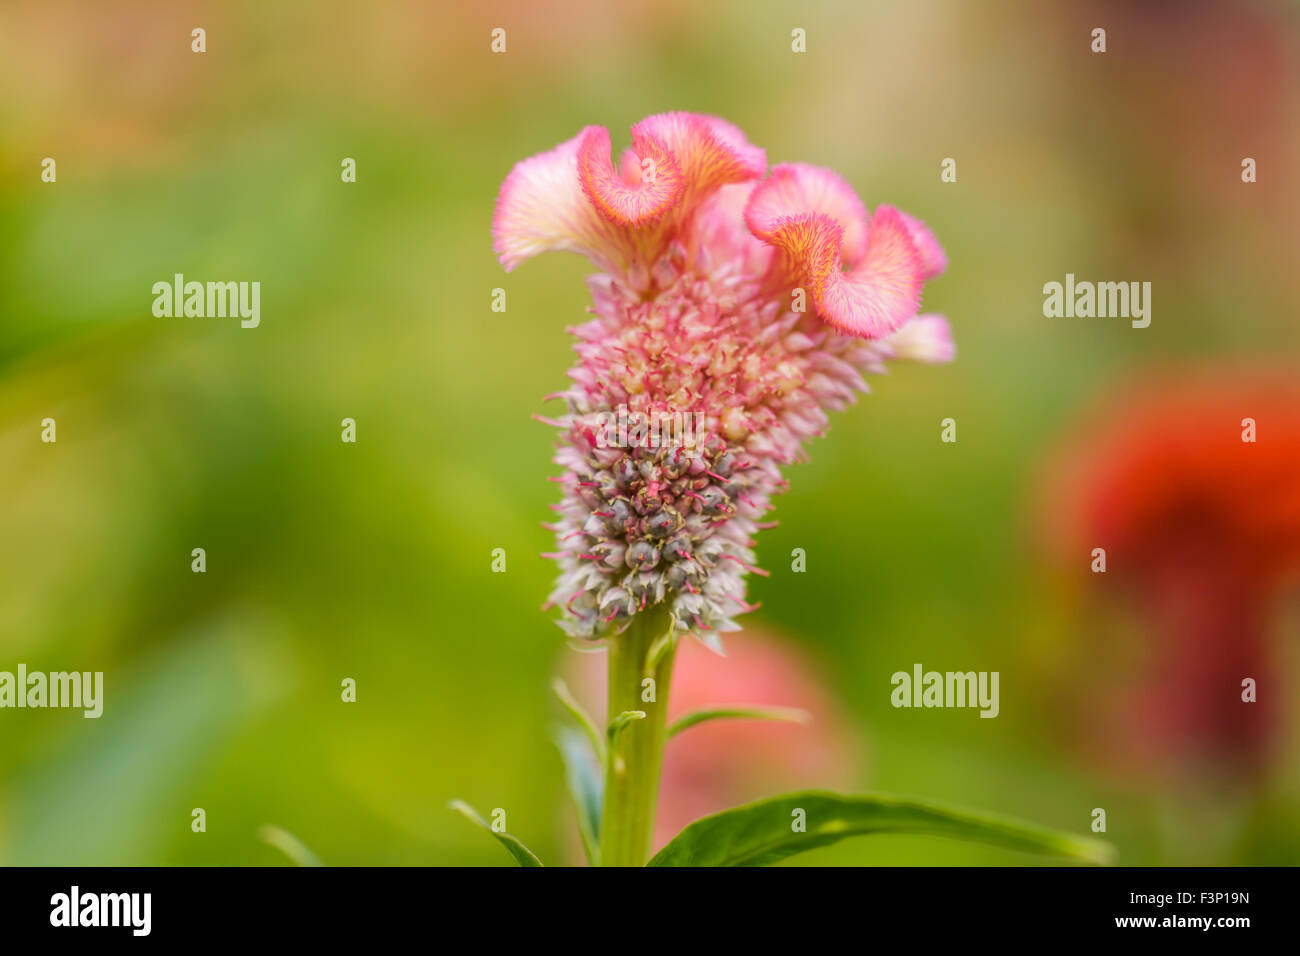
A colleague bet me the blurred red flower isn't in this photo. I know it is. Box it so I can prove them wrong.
[1042,371,1300,779]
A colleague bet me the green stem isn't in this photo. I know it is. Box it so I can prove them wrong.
[600,605,677,867]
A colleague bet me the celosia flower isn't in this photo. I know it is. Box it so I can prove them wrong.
[1043,373,1300,776]
[494,113,952,644]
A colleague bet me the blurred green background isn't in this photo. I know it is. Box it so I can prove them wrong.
[1,0,1297,865]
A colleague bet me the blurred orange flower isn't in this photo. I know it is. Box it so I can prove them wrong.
[1042,370,1300,778]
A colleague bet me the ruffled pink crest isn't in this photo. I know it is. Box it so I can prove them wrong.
[493,113,766,273]
[815,205,925,338]
[578,126,684,227]
[745,164,946,339]
[632,113,767,206]
[748,211,844,292]
[897,210,947,279]
[744,163,868,265]
[748,206,923,339]
[492,127,619,272]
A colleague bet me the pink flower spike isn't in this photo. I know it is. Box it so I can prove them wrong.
[503,113,954,642]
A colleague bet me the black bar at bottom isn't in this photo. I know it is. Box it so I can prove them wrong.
[0,865,1278,942]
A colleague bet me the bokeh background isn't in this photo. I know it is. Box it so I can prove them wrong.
[1,0,1297,865]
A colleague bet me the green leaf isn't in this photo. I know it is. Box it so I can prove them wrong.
[448,800,544,867]
[258,825,323,867]
[551,677,605,762]
[647,790,1116,867]
[554,727,602,866]
[644,626,678,674]
[667,706,811,739]
[606,710,646,747]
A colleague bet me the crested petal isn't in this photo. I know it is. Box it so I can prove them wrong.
[744,163,868,265]
[746,165,938,338]
[897,210,947,279]
[578,126,684,227]
[748,211,844,289]
[749,195,925,339]
[814,206,925,338]
[495,114,767,274]
[493,127,622,272]
[631,112,767,204]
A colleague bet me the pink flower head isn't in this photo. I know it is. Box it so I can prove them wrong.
[494,112,952,644]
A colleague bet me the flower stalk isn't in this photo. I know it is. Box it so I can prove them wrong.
[600,605,677,867]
